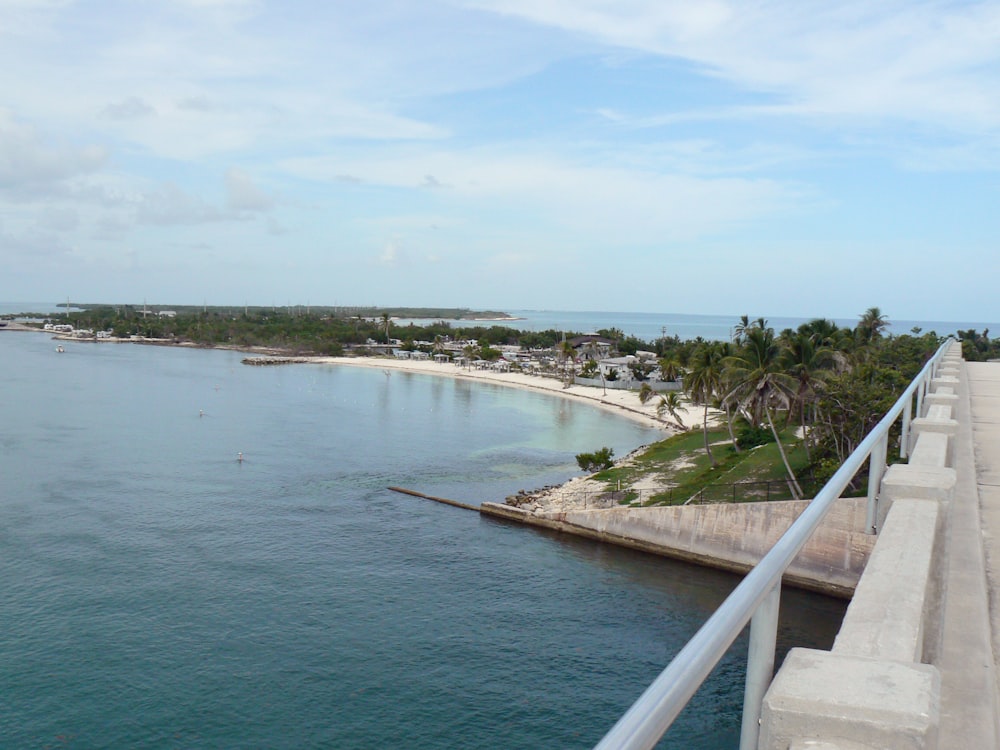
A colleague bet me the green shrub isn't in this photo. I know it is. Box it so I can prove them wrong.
[576,447,615,472]
[736,424,773,449]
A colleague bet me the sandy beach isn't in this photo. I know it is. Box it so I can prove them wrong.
[311,354,703,433]
[27,330,701,433]
[305,354,716,514]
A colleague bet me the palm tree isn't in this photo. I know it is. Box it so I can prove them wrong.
[658,354,681,383]
[381,312,392,342]
[432,334,446,359]
[724,326,803,498]
[798,318,840,347]
[462,343,477,368]
[857,306,889,343]
[685,343,725,467]
[559,339,576,385]
[656,391,687,428]
[733,315,769,346]
[733,314,751,345]
[780,332,840,461]
[711,341,740,453]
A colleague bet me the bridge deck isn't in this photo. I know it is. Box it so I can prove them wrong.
[968,363,1000,724]
[940,361,1000,746]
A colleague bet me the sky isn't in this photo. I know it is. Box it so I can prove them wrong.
[2,0,1000,322]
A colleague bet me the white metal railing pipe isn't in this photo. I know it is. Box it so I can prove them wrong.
[593,338,953,750]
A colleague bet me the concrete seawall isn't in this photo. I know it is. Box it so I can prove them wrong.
[482,496,876,597]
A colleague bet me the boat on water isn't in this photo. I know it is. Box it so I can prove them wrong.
[56,345,64,353]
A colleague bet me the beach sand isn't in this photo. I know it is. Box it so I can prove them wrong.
[306,355,717,513]
[311,354,703,432]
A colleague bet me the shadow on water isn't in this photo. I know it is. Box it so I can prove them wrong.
[480,513,848,748]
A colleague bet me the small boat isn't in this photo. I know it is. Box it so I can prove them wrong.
[56,345,65,353]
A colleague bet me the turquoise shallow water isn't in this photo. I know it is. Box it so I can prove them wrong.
[0,331,845,748]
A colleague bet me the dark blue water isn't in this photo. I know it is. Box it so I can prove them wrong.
[0,331,845,748]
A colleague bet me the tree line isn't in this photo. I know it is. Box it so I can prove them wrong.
[47,305,573,356]
[679,307,942,495]
[43,304,947,491]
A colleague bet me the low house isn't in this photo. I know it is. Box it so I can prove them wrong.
[599,355,637,382]
[568,335,615,361]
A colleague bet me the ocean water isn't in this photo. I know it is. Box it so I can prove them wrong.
[0,330,846,748]
[393,309,998,342]
[7,301,994,344]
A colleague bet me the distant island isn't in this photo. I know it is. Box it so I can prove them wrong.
[53,303,522,322]
[5,303,621,358]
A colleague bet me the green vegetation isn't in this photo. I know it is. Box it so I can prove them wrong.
[23,305,567,354]
[26,303,948,507]
[54,304,517,321]
[595,308,944,506]
[956,328,1000,361]
[576,447,615,472]
[589,424,816,506]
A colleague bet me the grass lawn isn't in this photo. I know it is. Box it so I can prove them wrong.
[592,424,822,506]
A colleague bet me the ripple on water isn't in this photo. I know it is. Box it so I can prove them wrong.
[0,334,845,748]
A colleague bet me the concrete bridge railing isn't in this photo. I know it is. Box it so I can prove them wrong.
[593,340,957,750]
[759,342,962,749]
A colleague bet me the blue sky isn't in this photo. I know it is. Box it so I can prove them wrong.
[3,0,1000,322]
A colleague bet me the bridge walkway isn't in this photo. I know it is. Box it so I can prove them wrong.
[955,361,1000,745]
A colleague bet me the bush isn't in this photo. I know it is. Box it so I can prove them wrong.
[576,447,615,472]
[736,424,773,449]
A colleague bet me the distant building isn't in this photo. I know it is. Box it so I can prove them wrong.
[599,355,637,382]
[567,335,615,361]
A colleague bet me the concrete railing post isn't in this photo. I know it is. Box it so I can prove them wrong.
[901,393,913,460]
[866,434,888,534]
[740,583,781,750]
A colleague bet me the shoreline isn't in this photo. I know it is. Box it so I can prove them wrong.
[25,329,693,432]
[309,354,699,432]
[25,330,707,508]
[26,330,730,519]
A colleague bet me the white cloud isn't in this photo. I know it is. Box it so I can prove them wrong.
[283,146,797,245]
[226,167,274,212]
[101,96,156,120]
[470,0,1000,134]
[39,205,80,232]
[135,182,224,225]
[0,223,76,265]
[379,238,405,267]
[2,0,999,312]
[0,110,107,197]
